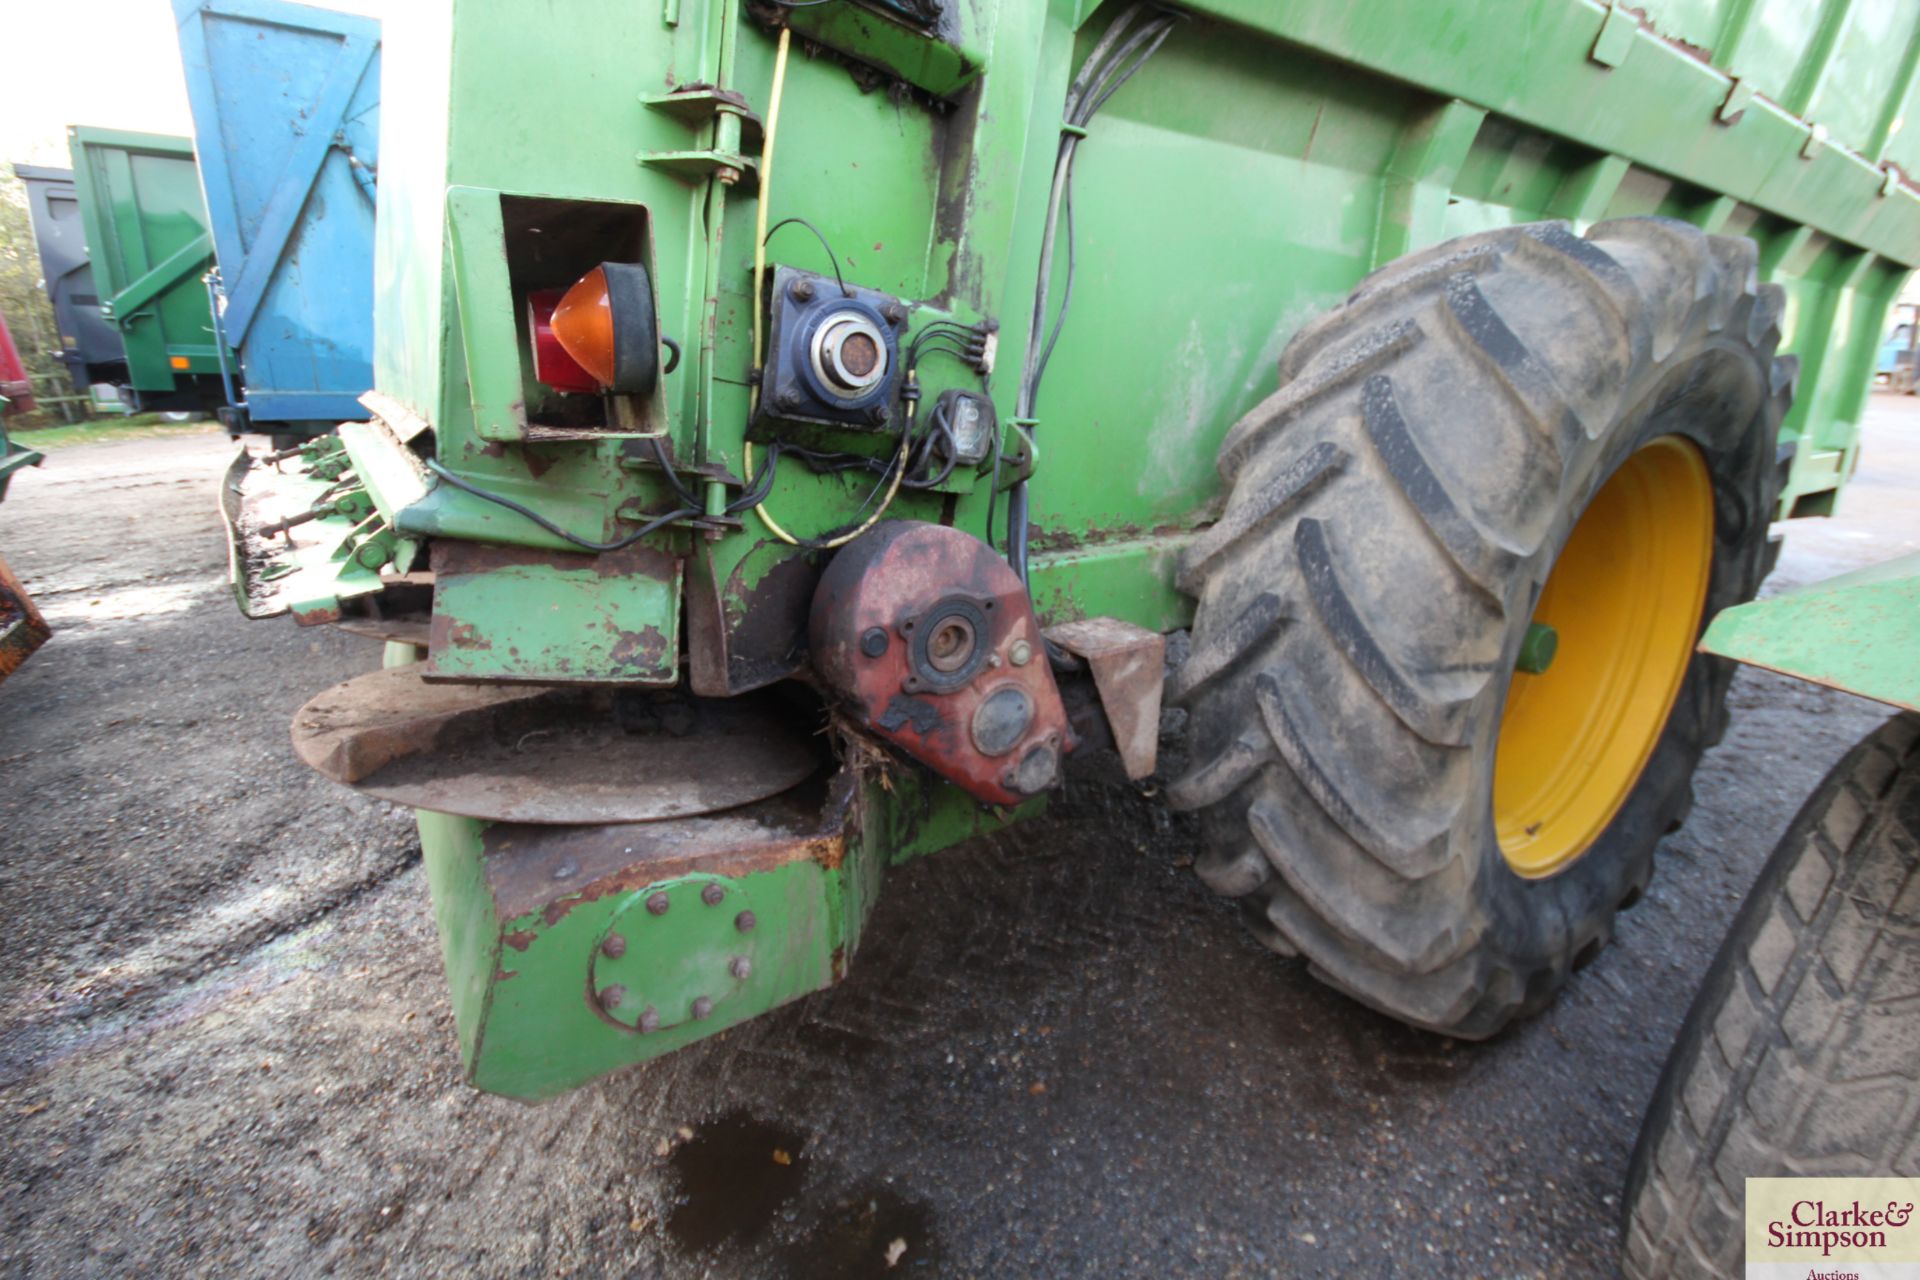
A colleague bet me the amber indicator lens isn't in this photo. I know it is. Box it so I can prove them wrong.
[549,266,617,387]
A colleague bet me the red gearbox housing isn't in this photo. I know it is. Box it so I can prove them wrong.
[810,521,1074,806]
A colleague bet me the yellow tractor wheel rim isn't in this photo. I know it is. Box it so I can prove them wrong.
[1493,436,1714,878]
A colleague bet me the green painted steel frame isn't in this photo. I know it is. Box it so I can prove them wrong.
[414,754,1038,1099]
[367,0,1920,674]
[309,0,1920,1091]
[1701,551,1920,713]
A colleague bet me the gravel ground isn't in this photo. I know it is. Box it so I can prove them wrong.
[1,396,1915,1279]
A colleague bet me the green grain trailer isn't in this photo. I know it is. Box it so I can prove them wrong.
[225,1,1920,1270]
[67,127,230,414]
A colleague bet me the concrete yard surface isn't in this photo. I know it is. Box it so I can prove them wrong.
[1,394,1917,1277]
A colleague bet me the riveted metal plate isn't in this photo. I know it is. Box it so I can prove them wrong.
[588,875,761,1032]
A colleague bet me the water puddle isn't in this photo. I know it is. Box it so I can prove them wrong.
[664,1111,939,1275]
[665,1111,810,1251]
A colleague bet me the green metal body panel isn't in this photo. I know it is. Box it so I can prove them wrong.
[351,0,1920,684]
[1701,552,1920,713]
[413,756,1034,1100]
[428,542,682,684]
[66,128,226,397]
[257,0,1920,1094]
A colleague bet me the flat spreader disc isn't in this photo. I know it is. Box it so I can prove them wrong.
[290,665,824,824]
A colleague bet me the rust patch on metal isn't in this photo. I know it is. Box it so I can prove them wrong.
[445,621,490,650]
[810,521,1074,806]
[724,548,823,691]
[290,666,572,784]
[607,623,670,673]
[485,769,857,926]
[335,616,431,646]
[684,542,733,697]
[520,446,559,480]
[0,552,51,683]
[681,538,824,697]
[806,829,847,872]
[503,929,538,951]
[288,667,823,823]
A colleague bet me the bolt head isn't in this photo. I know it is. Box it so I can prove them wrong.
[729,956,752,980]
[869,403,891,426]
[790,278,815,302]
[701,882,725,907]
[598,984,627,1011]
[1009,639,1033,667]
[601,932,627,959]
[735,910,757,933]
[776,387,805,412]
[691,996,714,1021]
[883,303,906,326]
[860,628,889,658]
[646,892,671,916]
[638,1006,661,1034]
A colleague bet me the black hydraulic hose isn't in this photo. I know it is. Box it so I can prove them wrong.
[1006,5,1179,586]
[426,457,698,552]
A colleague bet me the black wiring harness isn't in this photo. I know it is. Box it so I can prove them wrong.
[423,440,781,554]
[997,3,1181,582]
[423,7,1176,565]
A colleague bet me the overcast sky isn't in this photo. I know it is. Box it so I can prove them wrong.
[1,0,387,170]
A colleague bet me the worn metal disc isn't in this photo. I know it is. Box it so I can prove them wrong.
[290,665,824,824]
[333,617,431,646]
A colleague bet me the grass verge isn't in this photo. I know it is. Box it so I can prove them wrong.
[10,414,224,451]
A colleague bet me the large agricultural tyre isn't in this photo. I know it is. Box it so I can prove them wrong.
[1621,713,1920,1278]
[1168,217,1793,1037]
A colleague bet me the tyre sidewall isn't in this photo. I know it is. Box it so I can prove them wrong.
[1468,337,1776,1012]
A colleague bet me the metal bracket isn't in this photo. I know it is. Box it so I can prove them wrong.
[636,151,758,186]
[1589,4,1639,69]
[1717,77,1754,125]
[1045,616,1166,781]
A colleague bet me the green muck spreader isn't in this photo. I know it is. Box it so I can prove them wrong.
[228,0,1920,1227]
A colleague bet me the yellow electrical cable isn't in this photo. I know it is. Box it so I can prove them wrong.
[744,23,907,550]
[749,26,786,416]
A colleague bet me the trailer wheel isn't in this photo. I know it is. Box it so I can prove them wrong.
[1170,218,1791,1036]
[1622,713,1920,1277]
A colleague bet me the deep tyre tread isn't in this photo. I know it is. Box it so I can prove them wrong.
[1622,713,1920,1279]
[1174,217,1790,1038]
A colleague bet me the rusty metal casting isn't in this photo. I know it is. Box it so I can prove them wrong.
[810,520,1073,806]
[0,553,50,684]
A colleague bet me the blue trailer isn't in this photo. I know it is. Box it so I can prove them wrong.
[172,0,380,439]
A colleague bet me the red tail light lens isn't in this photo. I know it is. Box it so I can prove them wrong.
[527,288,600,394]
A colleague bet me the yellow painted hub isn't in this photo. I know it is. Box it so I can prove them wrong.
[1493,436,1714,878]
